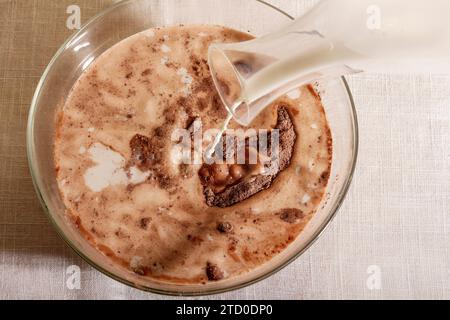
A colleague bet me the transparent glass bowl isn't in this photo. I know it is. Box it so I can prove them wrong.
[27,0,358,296]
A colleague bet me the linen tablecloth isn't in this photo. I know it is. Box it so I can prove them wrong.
[0,0,448,299]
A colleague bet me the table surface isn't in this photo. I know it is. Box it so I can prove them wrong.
[0,0,448,300]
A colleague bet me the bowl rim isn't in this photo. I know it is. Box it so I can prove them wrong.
[26,0,359,297]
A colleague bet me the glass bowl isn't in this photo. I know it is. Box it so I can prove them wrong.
[27,0,358,296]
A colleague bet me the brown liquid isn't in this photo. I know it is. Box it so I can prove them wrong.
[55,25,332,284]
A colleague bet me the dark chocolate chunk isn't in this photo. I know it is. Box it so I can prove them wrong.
[217,222,233,233]
[204,174,273,208]
[278,208,304,224]
[129,134,156,169]
[201,106,296,208]
[140,217,151,230]
[206,262,224,281]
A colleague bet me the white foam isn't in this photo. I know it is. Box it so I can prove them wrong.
[129,166,151,184]
[301,193,311,204]
[181,87,192,97]
[83,143,150,192]
[114,114,129,121]
[308,160,315,171]
[287,89,301,100]
[130,256,143,269]
[157,207,168,214]
[177,68,194,96]
[144,29,155,38]
[251,207,262,214]
[161,44,171,53]
[177,68,193,85]
[84,143,127,192]
[161,56,169,65]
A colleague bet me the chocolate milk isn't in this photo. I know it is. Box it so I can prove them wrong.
[55,25,332,284]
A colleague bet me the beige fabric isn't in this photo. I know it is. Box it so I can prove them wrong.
[0,0,448,300]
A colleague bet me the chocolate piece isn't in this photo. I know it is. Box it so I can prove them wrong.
[278,208,304,224]
[129,134,156,169]
[206,262,224,281]
[217,222,233,234]
[129,132,173,190]
[139,217,151,230]
[131,266,145,276]
[201,106,296,208]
